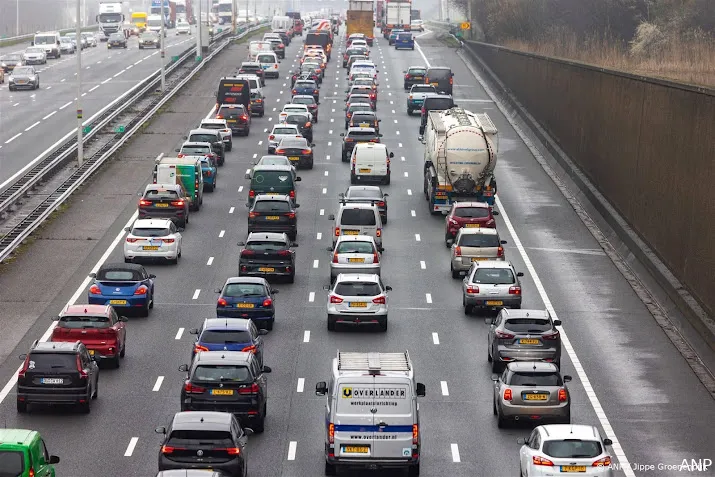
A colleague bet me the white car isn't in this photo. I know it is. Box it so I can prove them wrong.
[329,235,381,281]
[350,39,368,49]
[410,20,424,32]
[22,47,46,65]
[325,273,391,332]
[81,32,98,47]
[267,123,302,153]
[199,118,233,151]
[279,104,313,123]
[518,424,614,477]
[176,21,191,34]
[247,155,297,180]
[123,219,183,264]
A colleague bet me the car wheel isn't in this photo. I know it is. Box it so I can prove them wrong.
[141,301,150,317]
[253,404,266,433]
[288,272,295,284]
[120,341,126,358]
[464,304,473,315]
[407,108,412,115]
[493,397,498,415]
[124,256,132,263]
[93,377,99,398]
[307,158,313,169]
[350,172,357,184]
[227,141,232,151]
[491,360,502,373]
[487,347,493,362]
[16,400,27,413]
[383,175,390,185]
[205,183,214,192]
[379,318,387,332]
[497,412,507,428]
[327,316,336,331]
[342,151,347,162]
[111,353,121,368]
[79,395,91,414]
[408,463,420,477]
[259,111,264,117]
[451,265,460,279]
[266,318,274,331]
[325,461,337,476]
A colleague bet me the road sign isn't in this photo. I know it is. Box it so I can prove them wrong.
[461,22,471,30]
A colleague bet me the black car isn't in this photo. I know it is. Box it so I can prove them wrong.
[340,185,389,224]
[250,90,265,117]
[284,112,313,143]
[291,95,319,122]
[273,29,291,46]
[238,62,265,86]
[187,129,226,165]
[348,111,381,133]
[340,127,381,162]
[346,93,376,110]
[344,103,373,129]
[267,38,286,58]
[156,411,252,476]
[425,66,454,95]
[419,94,456,136]
[156,471,230,477]
[403,65,427,90]
[138,184,191,226]
[107,32,127,48]
[247,194,299,240]
[275,137,314,169]
[16,340,99,414]
[217,104,251,136]
[238,232,298,282]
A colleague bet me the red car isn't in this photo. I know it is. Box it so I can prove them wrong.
[444,202,498,245]
[51,304,128,368]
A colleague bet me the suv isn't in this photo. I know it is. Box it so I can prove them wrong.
[487,309,563,372]
[199,119,233,152]
[329,202,383,249]
[403,65,427,89]
[425,66,454,94]
[238,61,265,85]
[283,112,313,142]
[348,111,380,133]
[325,273,391,331]
[250,90,266,116]
[340,185,388,224]
[0,429,60,476]
[138,183,191,228]
[216,104,251,136]
[444,201,498,245]
[462,260,523,314]
[247,194,299,240]
[450,228,507,278]
[190,318,267,365]
[419,94,456,135]
[156,411,252,476]
[186,128,226,165]
[238,232,298,283]
[340,127,381,162]
[16,340,99,413]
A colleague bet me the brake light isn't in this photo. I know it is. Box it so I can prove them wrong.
[593,456,612,467]
[241,345,257,354]
[76,354,88,378]
[292,90,297,95]
[262,298,273,307]
[161,445,185,454]
[328,423,335,444]
[18,355,30,378]
[412,424,419,445]
[216,114,223,119]
[138,199,151,206]
[28,468,34,477]
[238,383,260,394]
[184,381,206,394]
[454,246,461,256]
[205,170,212,177]
[224,447,242,455]
[249,212,259,219]
[278,250,291,256]
[248,190,255,198]
[425,77,429,83]
[170,200,185,207]
[466,286,479,294]
[405,74,409,79]
[372,296,386,304]
[421,107,425,115]
[126,237,139,243]
[162,238,175,243]
[269,134,275,140]
[240,249,254,257]
[376,228,382,237]
[373,251,379,263]
[275,149,285,155]
[330,295,343,304]
[495,330,515,339]
[177,153,185,158]
[314,89,319,94]
[286,212,296,219]
[134,285,148,295]
[503,388,512,401]
[255,99,262,103]
[558,388,568,402]
[542,330,560,340]
[240,114,248,120]
[289,190,295,199]
[532,456,554,466]
[89,284,101,295]
[508,286,521,295]
[449,77,453,85]
[301,149,311,154]
[305,122,312,127]
[194,344,209,353]
[218,297,227,306]
[344,138,354,142]
[497,246,504,257]
[370,93,376,99]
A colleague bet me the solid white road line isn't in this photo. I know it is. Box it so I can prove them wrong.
[124,437,139,457]
[287,441,297,461]
[175,328,184,340]
[192,289,200,300]
[308,292,315,303]
[451,443,461,463]
[206,257,214,266]
[153,376,164,392]
[432,332,440,345]
[425,293,432,304]
[441,381,449,396]
[303,331,310,343]
[297,378,305,393]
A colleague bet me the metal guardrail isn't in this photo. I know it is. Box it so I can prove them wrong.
[0,23,268,262]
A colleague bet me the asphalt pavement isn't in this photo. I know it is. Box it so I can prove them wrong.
[0,27,712,477]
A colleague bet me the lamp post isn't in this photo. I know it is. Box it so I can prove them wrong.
[160,0,166,91]
[76,0,84,167]
[196,0,203,59]
[16,0,19,36]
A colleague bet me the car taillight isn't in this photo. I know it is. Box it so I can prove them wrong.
[161,445,185,454]
[448,218,458,226]
[404,74,409,79]
[412,424,419,445]
[370,94,376,99]
[249,212,259,218]
[508,286,521,295]
[275,149,285,155]
[194,344,209,353]
[248,190,255,198]
[305,122,312,127]
[162,238,175,243]
[134,285,148,295]
[278,250,291,256]
[241,345,257,354]
[372,296,386,304]
[126,237,139,243]
[217,297,227,306]
[328,423,335,444]
[466,286,479,294]
[289,190,295,199]
[558,388,568,402]
[373,251,379,263]
[503,388,512,401]
[76,354,88,379]
[454,246,462,256]
[376,228,382,237]
[330,295,343,304]
[28,468,34,477]
[332,251,339,263]
[238,383,260,394]
[301,149,311,154]
[89,284,101,295]
[542,330,560,340]
[344,138,354,142]
[138,199,151,206]
[18,356,30,378]
[255,98,262,103]
[240,249,254,257]
[205,170,212,177]
[314,89,319,94]
[532,456,554,466]
[593,456,612,467]
[177,153,185,158]
[171,200,184,207]
[216,114,223,119]
[240,114,248,120]
[292,89,297,95]
[184,381,206,394]
[274,64,279,68]
[449,77,453,85]
[269,134,275,140]
[425,77,429,83]
[495,330,515,339]
[286,212,296,219]
[421,107,425,115]
[497,246,504,257]
[262,298,273,307]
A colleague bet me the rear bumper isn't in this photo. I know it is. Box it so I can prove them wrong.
[248,224,296,235]
[216,308,274,320]
[138,208,185,221]
[327,455,417,470]
[124,245,179,260]
[328,313,387,326]
[451,256,505,272]
[88,296,148,308]
[17,390,88,404]
[158,457,243,476]
[464,294,521,308]
[407,99,424,108]
[496,348,561,364]
[498,400,570,420]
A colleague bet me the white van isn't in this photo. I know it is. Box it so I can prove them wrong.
[350,143,393,185]
[256,51,280,78]
[32,31,61,58]
[271,15,292,31]
[248,40,273,60]
[315,351,425,476]
[329,202,383,249]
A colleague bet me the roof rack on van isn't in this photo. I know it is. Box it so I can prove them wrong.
[337,351,411,375]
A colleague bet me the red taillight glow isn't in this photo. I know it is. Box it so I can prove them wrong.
[275,149,285,155]
[373,251,379,263]
[497,246,504,257]
[134,285,148,295]
[508,286,521,295]
[240,115,248,120]
[332,251,339,263]
[241,345,257,354]
[542,330,560,341]
[558,388,568,402]
[503,388,512,401]
[372,296,386,304]
[330,295,343,304]
[301,149,311,154]
[89,285,101,295]
[278,250,291,256]
[224,447,242,455]
[376,228,382,237]
[18,356,30,378]
[269,134,275,140]
[289,190,295,199]
[28,468,34,477]
[218,298,227,306]
[532,456,554,466]
[593,456,612,467]
[292,90,297,95]
[170,200,184,207]
[238,383,260,394]
[286,212,296,219]
[194,344,209,353]
[138,199,151,206]
[126,237,139,243]
[161,445,185,454]
[412,424,419,444]
[404,74,409,79]
[248,190,256,198]
[328,423,335,444]
[262,298,273,307]
[466,286,479,294]
[305,122,312,127]
[249,212,259,219]
[454,246,462,256]
[77,354,88,378]
[495,330,515,339]
[240,249,254,257]
[184,381,206,394]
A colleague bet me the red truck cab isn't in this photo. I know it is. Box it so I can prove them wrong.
[294,19,303,36]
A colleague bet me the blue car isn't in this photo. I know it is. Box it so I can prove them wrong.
[88,263,155,316]
[215,277,278,330]
[189,317,267,365]
[395,32,415,50]
[200,156,218,192]
[292,79,320,102]
[388,29,404,45]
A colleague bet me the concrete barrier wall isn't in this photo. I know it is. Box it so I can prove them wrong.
[464,41,715,318]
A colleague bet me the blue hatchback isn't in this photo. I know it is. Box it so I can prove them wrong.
[200,156,218,192]
[395,32,415,50]
[189,317,267,366]
[215,277,278,330]
[88,262,155,316]
[292,80,320,102]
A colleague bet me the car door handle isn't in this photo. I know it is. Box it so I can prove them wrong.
[377,421,388,427]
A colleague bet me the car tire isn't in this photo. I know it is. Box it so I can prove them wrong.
[464,304,473,315]
[487,347,493,362]
[327,316,336,331]
[350,172,357,184]
[259,111,264,117]
[451,265,460,279]
[253,404,266,433]
[491,360,502,373]
[496,412,507,428]
[141,301,150,317]
[93,378,99,399]
[408,463,420,477]
[227,141,232,151]
[407,108,411,115]
[79,395,91,414]
[493,398,498,415]
[120,341,126,358]
[288,272,295,284]
[124,256,132,263]
[383,175,390,185]
[111,353,121,368]
[266,318,274,331]
[379,318,387,332]
[205,183,214,192]
[325,461,337,476]
[382,215,388,224]
[342,151,347,162]
[16,400,27,413]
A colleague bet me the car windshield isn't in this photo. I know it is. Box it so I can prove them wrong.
[181,146,210,155]
[34,35,56,45]
[337,241,374,254]
[144,189,179,200]
[508,372,562,386]
[2,54,21,61]
[97,269,140,280]
[471,268,515,284]
[503,318,553,333]
[542,440,603,459]
[334,281,381,296]
[458,233,500,247]
[257,54,275,63]
[132,227,171,237]
[425,98,454,110]
[454,207,490,218]
[26,48,44,54]
[200,329,251,344]
[189,134,217,143]
[428,68,451,79]
[273,127,298,135]
[140,32,156,39]
[223,283,267,297]
[251,171,292,186]
[293,97,314,105]
[397,33,412,40]
[354,80,374,87]
[284,106,307,113]
[340,208,377,225]
[27,353,77,369]
[61,37,73,43]
[58,315,111,329]
[241,65,260,71]
[193,365,251,382]
[246,240,287,251]
[254,200,291,212]
[219,106,246,117]
[110,34,123,40]
[12,67,33,75]
[286,115,308,125]
[0,450,24,475]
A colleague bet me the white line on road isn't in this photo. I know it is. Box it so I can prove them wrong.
[113,69,125,77]
[411,210,416,217]
[89,85,100,92]
[5,133,22,144]
[322,187,327,194]
[12,102,19,107]
[401,156,405,161]
[101,78,111,84]
[46,86,51,90]
[451,443,460,462]
[432,332,440,345]
[415,234,421,242]
[313,259,319,268]
[124,438,139,457]
[25,121,41,131]
[81,92,87,97]
[229,206,235,214]
[320,209,324,216]
[425,293,432,303]
[308,292,315,303]
[59,101,72,109]
[407,189,412,196]
[324,170,329,176]
[326,154,331,160]
[192,289,200,300]
[317,232,322,240]
[238,186,244,192]
[134,59,142,65]
[328,130,333,134]
[297,378,305,392]
[303,330,311,343]
[219,230,225,238]
[287,441,297,460]
[61,78,66,82]
[398,142,403,147]
[441,381,449,396]
[152,376,164,392]
[175,328,184,340]
[404,171,408,177]
[206,257,214,266]
[420,260,426,269]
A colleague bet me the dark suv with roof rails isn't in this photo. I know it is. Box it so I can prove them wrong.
[419,94,456,136]
[425,66,454,95]
[16,340,99,414]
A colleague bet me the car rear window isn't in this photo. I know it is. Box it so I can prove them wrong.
[337,241,374,254]
[144,189,179,200]
[503,318,553,333]
[0,451,24,475]
[199,329,251,344]
[27,353,77,369]
[351,114,375,123]
[259,157,289,166]
[412,85,436,93]
[252,171,293,187]
[295,81,316,88]
[273,127,298,135]
[427,68,451,79]
[409,68,427,74]
[348,130,377,138]
[286,115,308,125]
[245,241,287,251]
[189,133,218,143]
[254,200,291,212]
[97,269,142,280]
[293,97,315,105]
[181,145,210,155]
[458,233,500,247]
[425,98,454,110]
[279,138,307,148]
[58,315,111,329]
[454,207,490,218]
[542,440,602,459]
[193,365,252,382]
[340,208,377,226]
[132,227,171,237]
[334,281,381,296]
[349,105,372,113]
[223,283,267,297]
[167,430,233,444]
[257,54,275,63]
[397,33,412,40]
[218,106,246,117]
[472,268,515,284]
[508,372,562,386]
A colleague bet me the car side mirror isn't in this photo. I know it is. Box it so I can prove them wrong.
[242,427,254,437]
[418,135,424,143]
[416,382,426,397]
[263,366,272,373]
[553,319,562,327]
[214,288,222,294]
[237,241,245,246]
[124,226,131,232]
[563,375,572,383]
[500,240,507,245]
[343,108,347,111]
[88,272,97,278]
[19,354,27,360]
[402,70,406,73]
[119,316,129,322]
[328,214,335,220]
[271,289,279,294]
[385,285,392,291]
[258,329,269,335]
[49,455,60,464]
[340,133,345,136]
[149,274,156,279]
[516,437,527,445]
[316,381,328,396]
[516,272,524,277]
[322,284,330,290]
[491,374,500,381]
[295,177,301,181]
[245,202,250,206]
[389,152,394,158]
[378,134,384,137]
[311,143,316,147]
[178,364,189,372]
[492,210,500,215]
[603,438,613,446]
[189,328,199,335]
[155,426,167,435]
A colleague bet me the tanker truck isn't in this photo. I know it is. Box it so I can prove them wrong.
[421,108,498,214]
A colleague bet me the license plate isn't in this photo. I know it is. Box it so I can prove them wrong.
[348,258,365,263]
[343,230,359,235]
[465,224,481,228]
[258,267,275,272]
[520,338,539,345]
[359,123,370,127]
[561,466,587,473]
[89,350,95,356]
[41,378,63,384]
[471,257,487,261]
[236,303,255,308]
[342,445,369,454]
[486,300,503,306]
[109,299,128,305]
[143,246,159,250]
[210,389,235,396]
[349,302,367,308]
[359,168,371,173]
[430,82,438,86]
[523,393,548,401]
[414,76,423,79]
[155,203,169,208]
[266,216,280,220]
[289,156,299,161]
[227,119,237,123]
[265,192,280,195]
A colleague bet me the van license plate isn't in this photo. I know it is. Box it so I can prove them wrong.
[41,378,63,384]
[359,168,371,173]
[155,203,169,207]
[210,389,234,396]
[342,445,369,453]
[561,466,587,473]
[486,300,503,306]
[143,246,159,250]
[471,257,487,261]
[343,230,359,235]
[520,338,539,345]
[258,267,275,272]
[109,299,128,305]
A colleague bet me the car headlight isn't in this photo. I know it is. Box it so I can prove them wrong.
[29,76,35,80]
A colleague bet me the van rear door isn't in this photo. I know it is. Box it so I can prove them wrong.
[333,380,375,461]
[370,381,414,461]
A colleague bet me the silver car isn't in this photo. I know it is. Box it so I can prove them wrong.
[450,228,507,278]
[22,47,46,65]
[59,37,76,54]
[487,309,563,372]
[329,235,381,281]
[340,185,388,224]
[81,32,98,47]
[325,273,391,331]
[462,260,523,314]
[8,66,39,91]
[492,361,572,427]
